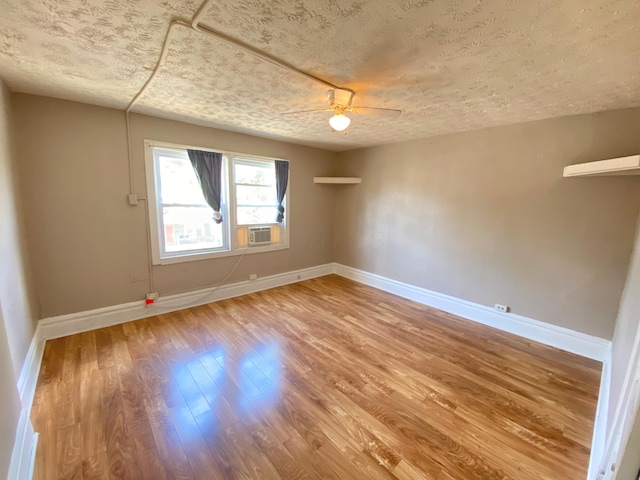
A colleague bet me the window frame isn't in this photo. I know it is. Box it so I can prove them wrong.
[230,156,279,222]
[144,140,289,265]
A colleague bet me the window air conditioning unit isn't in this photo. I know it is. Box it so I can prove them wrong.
[248,226,271,246]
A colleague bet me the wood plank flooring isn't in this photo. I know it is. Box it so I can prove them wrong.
[31,275,602,479]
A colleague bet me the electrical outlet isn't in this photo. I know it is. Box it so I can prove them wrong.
[145,292,158,307]
[495,304,509,313]
[249,274,258,280]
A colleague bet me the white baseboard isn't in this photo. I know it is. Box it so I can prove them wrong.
[21,261,612,480]
[15,263,332,448]
[38,263,334,341]
[588,346,612,480]
[601,384,640,480]
[599,317,640,480]
[12,323,45,480]
[33,261,610,363]
[16,332,45,409]
[8,408,38,480]
[333,264,610,361]
[333,263,612,479]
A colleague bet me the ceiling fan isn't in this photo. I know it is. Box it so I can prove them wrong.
[285,88,401,132]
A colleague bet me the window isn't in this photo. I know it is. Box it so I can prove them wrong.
[145,141,289,264]
[233,158,277,225]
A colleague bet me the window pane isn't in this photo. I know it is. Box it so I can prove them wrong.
[236,184,277,206]
[162,206,224,252]
[234,162,275,186]
[158,154,208,205]
[237,206,277,225]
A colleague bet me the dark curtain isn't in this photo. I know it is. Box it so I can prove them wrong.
[187,149,223,224]
[275,160,289,223]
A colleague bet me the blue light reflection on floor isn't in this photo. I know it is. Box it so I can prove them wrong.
[237,343,281,413]
[167,341,282,426]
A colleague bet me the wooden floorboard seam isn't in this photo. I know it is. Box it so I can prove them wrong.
[31,275,601,480]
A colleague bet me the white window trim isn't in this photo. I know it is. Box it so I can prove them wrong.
[144,139,290,265]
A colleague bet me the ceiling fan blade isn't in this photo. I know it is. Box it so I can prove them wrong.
[349,106,402,117]
[281,108,333,115]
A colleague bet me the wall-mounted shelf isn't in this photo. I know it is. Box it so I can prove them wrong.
[313,177,362,184]
[563,155,640,177]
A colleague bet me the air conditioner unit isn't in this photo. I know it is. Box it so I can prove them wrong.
[248,226,272,246]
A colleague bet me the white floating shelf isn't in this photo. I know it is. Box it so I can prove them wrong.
[313,177,362,184]
[563,155,640,177]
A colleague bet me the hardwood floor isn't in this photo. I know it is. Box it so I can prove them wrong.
[31,275,602,479]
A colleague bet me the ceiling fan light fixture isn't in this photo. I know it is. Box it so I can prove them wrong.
[329,113,351,131]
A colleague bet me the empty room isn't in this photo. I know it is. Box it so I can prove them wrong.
[2,1,640,479]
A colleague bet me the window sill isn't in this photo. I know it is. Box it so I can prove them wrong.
[153,243,289,265]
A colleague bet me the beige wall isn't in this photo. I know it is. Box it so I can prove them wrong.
[9,92,640,475]
[11,93,640,340]
[13,94,339,318]
[335,108,640,339]
[0,82,37,377]
[0,80,30,478]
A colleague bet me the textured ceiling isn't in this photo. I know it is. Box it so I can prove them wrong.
[1,0,639,151]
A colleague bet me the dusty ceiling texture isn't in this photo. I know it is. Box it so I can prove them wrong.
[0,0,639,151]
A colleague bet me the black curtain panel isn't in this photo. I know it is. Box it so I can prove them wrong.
[275,160,289,223]
[187,149,223,224]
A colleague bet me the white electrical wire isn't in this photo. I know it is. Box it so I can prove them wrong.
[191,0,213,29]
[193,22,339,90]
[137,196,155,293]
[124,0,337,299]
[125,16,191,294]
[124,4,339,197]
[146,253,246,312]
[125,18,190,195]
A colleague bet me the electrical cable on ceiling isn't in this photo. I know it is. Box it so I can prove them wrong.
[124,3,210,295]
[192,23,339,90]
[125,18,188,195]
[124,2,339,197]
[125,0,336,300]
[124,0,332,299]
[191,0,213,29]
[123,18,188,294]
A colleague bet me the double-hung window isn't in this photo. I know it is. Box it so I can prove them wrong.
[145,141,289,264]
